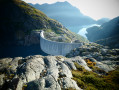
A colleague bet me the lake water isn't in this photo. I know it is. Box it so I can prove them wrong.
[78,24,100,39]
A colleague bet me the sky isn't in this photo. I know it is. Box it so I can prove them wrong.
[23,0,119,20]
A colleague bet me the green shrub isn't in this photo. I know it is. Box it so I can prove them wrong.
[107,71,119,84]
[74,62,85,71]
[83,71,90,75]
[71,67,117,89]
[85,85,97,90]
[64,87,76,90]
[104,70,119,89]
[72,70,82,79]
[72,62,119,90]
[73,78,85,89]
[81,75,112,90]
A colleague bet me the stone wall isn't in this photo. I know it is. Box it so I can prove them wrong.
[40,31,82,56]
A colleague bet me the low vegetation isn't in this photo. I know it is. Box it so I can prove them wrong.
[72,63,119,90]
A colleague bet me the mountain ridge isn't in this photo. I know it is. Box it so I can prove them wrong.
[86,16,119,48]
[29,2,96,33]
[0,0,87,46]
[96,18,110,25]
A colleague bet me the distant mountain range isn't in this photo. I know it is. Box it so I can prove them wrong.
[29,2,98,33]
[86,16,119,48]
[29,2,110,33]
[97,18,110,25]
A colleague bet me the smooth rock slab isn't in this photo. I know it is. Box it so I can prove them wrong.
[65,56,91,71]
[59,77,82,90]
[15,55,81,90]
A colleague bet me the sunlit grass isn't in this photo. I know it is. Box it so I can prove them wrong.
[72,62,119,90]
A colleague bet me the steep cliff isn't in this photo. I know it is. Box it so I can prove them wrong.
[0,0,88,58]
[0,0,87,47]
[86,16,119,48]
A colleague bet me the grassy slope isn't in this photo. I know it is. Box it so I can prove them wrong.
[0,0,88,46]
[72,62,119,90]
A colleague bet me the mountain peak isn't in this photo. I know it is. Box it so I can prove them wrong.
[55,1,71,5]
[52,1,73,8]
[30,1,96,33]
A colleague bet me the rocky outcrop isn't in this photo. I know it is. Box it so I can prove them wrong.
[66,43,119,72]
[64,57,91,71]
[1,45,119,89]
[24,31,40,46]
[0,55,92,90]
